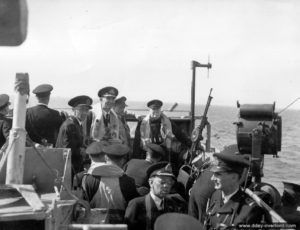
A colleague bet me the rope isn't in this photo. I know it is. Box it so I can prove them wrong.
[0,132,19,172]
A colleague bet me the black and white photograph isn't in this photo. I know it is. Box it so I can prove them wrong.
[0,0,299,229]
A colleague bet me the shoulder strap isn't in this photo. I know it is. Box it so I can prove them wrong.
[145,194,152,230]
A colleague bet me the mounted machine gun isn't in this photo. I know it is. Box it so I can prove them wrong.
[235,102,282,183]
[234,102,287,223]
[188,88,213,165]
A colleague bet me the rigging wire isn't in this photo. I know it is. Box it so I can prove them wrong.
[278,97,300,114]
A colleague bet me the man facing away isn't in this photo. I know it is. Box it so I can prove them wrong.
[0,94,12,149]
[205,149,264,229]
[124,162,187,230]
[81,143,139,224]
[26,84,64,146]
[56,95,93,176]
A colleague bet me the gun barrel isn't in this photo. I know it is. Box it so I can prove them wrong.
[244,188,286,223]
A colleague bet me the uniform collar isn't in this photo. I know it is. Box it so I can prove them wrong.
[217,189,243,214]
[150,191,164,210]
[102,110,111,116]
[222,187,239,204]
[37,102,48,107]
[73,116,82,126]
[208,189,243,215]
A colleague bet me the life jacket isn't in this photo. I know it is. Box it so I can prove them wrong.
[82,163,126,224]
[91,108,120,142]
[140,113,173,150]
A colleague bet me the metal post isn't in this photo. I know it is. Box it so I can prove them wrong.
[6,73,29,184]
[251,127,264,183]
[190,60,212,134]
[190,62,196,132]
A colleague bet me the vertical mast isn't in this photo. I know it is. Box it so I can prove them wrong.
[190,60,212,132]
[6,73,29,184]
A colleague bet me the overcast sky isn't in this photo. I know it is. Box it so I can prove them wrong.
[1,0,300,110]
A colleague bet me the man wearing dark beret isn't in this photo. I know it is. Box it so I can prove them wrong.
[81,143,139,224]
[205,147,264,229]
[124,143,165,194]
[91,86,122,142]
[56,95,93,176]
[0,94,12,148]
[25,84,64,146]
[125,162,186,230]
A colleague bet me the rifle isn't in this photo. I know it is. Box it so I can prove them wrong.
[188,88,213,165]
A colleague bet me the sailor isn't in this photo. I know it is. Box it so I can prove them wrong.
[91,86,121,142]
[124,162,187,230]
[139,100,171,148]
[205,149,264,229]
[81,143,139,224]
[113,96,131,151]
[56,95,93,176]
[0,94,12,148]
[188,146,237,224]
[25,84,64,146]
[124,143,165,195]
[133,99,192,174]
[72,140,108,190]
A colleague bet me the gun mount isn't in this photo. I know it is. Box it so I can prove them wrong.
[235,102,282,182]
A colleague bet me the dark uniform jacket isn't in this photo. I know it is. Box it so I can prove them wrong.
[56,116,84,174]
[125,193,187,230]
[0,114,12,148]
[188,170,215,223]
[205,189,264,230]
[26,104,64,145]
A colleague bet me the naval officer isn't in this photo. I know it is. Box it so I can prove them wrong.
[133,99,192,175]
[25,84,64,146]
[0,94,12,148]
[91,86,121,142]
[125,162,187,230]
[56,95,93,176]
[205,149,264,229]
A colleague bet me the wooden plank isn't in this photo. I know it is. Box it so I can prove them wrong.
[0,210,46,221]
[11,184,46,211]
[61,224,127,230]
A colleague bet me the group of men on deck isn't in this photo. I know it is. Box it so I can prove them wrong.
[1,84,298,230]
